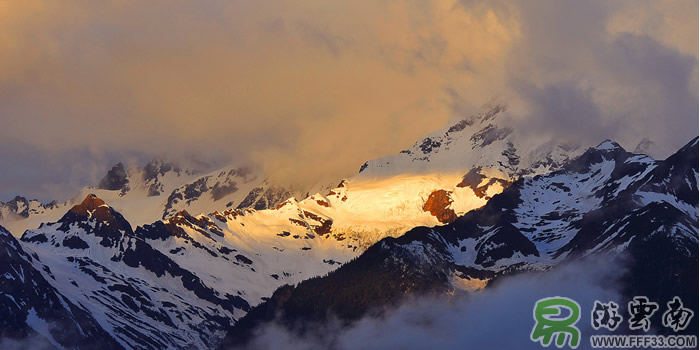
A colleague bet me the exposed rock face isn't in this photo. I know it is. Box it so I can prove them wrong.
[162,177,211,219]
[98,163,129,192]
[161,167,271,219]
[236,186,296,211]
[236,187,264,209]
[419,137,442,154]
[422,190,457,224]
[1,196,34,219]
[457,167,512,199]
[143,160,182,196]
[470,124,513,148]
[0,196,58,221]
[358,162,368,173]
[211,179,239,201]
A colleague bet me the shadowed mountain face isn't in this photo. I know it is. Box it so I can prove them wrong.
[0,225,123,349]
[98,163,129,192]
[217,138,699,349]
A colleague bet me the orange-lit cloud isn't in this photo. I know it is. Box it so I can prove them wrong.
[0,0,696,200]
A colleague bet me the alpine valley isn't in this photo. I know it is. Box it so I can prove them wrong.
[1,105,697,349]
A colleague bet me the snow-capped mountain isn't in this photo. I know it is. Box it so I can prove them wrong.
[198,103,587,250]
[10,190,366,349]
[218,137,698,347]
[2,104,587,252]
[19,195,248,348]
[96,160,197,197]
[0,160,311,238]
[314,103,585,236]
[140,103,589,259]
[0,225,123,349]
[2,102,694,349]
[0,160,200,237]
[0,103,599,349]
[159,168,312,221]
[0,196,59,222]
[358,103,581,179]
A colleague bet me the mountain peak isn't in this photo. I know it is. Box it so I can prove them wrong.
[171,210,195,221]
[63,194,132,235]
[97,162,129,191]
[594,139,623,152]
[52,194,134,247]
[69,194,109,216]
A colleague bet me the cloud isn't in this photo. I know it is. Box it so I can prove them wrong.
[0,333,56,350]
[0,0,696,201]
[234,255,628,350]
[497,0,698,157]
